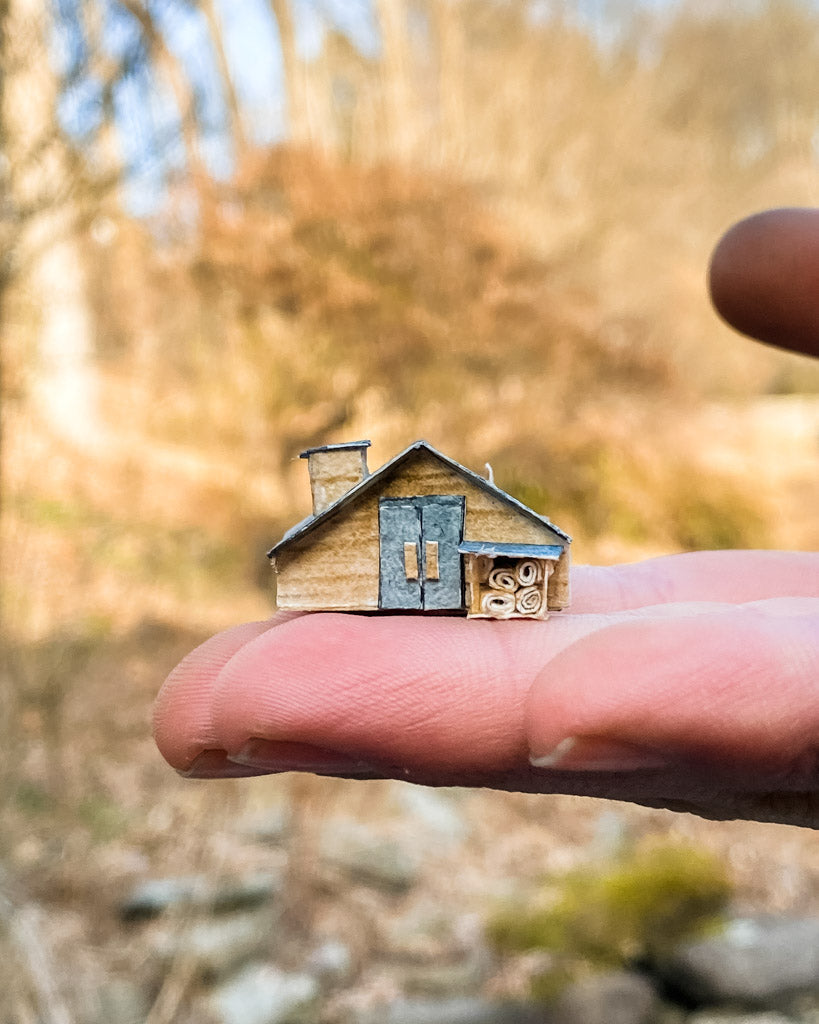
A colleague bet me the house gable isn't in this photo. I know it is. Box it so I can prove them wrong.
[271,440,570,557]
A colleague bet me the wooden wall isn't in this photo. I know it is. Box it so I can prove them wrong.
[547,547,570,610]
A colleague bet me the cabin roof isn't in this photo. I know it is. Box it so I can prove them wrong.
[269,440,572,558]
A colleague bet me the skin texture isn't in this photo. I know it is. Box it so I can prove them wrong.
[154,211,819,828]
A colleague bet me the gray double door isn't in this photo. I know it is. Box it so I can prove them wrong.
[379,495,465,610]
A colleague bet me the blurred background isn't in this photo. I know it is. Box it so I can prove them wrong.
[1,1,819,1021]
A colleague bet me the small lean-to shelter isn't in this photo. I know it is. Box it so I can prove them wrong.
[269,440,571,620]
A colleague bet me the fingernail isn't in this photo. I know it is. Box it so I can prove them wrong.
[228,739,379,776]
[179,749,278,779]
[529,736,672,772]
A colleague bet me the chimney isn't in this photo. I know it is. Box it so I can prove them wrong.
[300,441,371,516]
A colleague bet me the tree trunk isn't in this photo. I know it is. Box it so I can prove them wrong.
[2,0,101,448]
[82,0,125,183]
[200,0,249,160]
[119,0,206,183]
[429,0,466,166]
[0,0,10,547]
[269,0,309,141]
[374,0,416,161]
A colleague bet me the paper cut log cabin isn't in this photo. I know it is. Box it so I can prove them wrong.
[268,440,571,620]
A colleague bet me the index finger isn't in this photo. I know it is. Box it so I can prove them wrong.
[153,550,816,767]
[151,597,818,830]
[570,550,817,612]
[709,208,819,357]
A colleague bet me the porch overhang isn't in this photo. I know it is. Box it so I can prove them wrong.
[458,542,564,560]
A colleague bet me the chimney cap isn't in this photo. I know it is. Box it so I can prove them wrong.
[299,440,371,459]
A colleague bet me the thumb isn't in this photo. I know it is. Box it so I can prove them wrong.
[526,600,819,785]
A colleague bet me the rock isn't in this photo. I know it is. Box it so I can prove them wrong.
[89,978,150,1024]
[154,910,275,979]
[789,992,819,1022]
[657,917,819,1007]
[306,939,355,986]
[354,998,546,1024]
[552,971,659,1024]
[242,807,293,846]
[390,783,470,847]
[656,1007,688,1024]
[384,903,490,963]
[587,810,630,861]
[208,874,283,913]
[687,1014,796,1024]
[398,952,488,997]
[120,872,281,921]
[207,963,320,1024]
[121,876,203,920]
[320,819,419,893]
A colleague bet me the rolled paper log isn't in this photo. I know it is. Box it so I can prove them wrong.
[488,568,517,592]
[515,560,540,587]
[515,586,542,615]
[481,590,517,618]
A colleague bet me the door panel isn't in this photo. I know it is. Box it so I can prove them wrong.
[379,499,422,609]
[379,495,465,610]
[420,496,464,609]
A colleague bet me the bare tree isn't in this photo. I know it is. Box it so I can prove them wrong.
[2,0,101,447]
[270,0,309,140]
[428,0,466,165]
[199,0,249,159]
[0,0,11,490]
[374,0,417,161]
[118,0,207,183]
[81,0,126,184]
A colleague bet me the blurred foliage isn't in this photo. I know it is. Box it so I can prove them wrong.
[500,441,769,551]
[13,492,246,596]
[487,842,731,973]
[0,3,816,1016]
[14,780,59,817]
[79,146,782,556]
[670,477,768,551]
[4,0,818,572]
[75,794,129,844]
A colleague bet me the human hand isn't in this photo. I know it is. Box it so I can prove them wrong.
[153,209,819,828]
[709,206,819,356]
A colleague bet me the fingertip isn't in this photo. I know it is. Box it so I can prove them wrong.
[152,619,274,770]
[207,612,540,773]
[525,609,819,778]
[709,208,819,357]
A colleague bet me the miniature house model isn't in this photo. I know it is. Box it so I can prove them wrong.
[269,440,571,620]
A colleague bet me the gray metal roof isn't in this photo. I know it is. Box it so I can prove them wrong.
[269,440,572,558]
[459,542,564,559]
[300,440,371,458]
